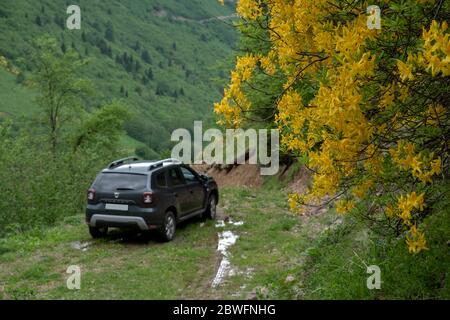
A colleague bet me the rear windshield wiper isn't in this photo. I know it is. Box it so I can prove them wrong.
[116,187,135,191]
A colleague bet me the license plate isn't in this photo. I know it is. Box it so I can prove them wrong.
[105,203,129,211]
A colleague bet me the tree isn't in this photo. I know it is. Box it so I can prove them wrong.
[215,0,450,253]
[31,37,91,152]
[105,22,115,42]
[72,101,130,152]
[134,60,141,73]
[135,86,143,96]
[135,145,159,160]
[156,82,170,96]
[97,39,112,57]
[147,67,154,80]
[16,72,25,84]
[0,42,130,237]
[133,40,141,52]
[141,75,149,85]
[35,15,42,26]
[53,15,64,29]
[141,49,152,64]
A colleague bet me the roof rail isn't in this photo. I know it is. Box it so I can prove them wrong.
[148,158,181,170]
[108,156,140,169]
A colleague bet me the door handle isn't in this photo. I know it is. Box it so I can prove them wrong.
[173,192,178,197]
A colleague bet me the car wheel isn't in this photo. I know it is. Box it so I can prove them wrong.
[159,211,176,242]
[89,226,108,239]
[204,194,217,220]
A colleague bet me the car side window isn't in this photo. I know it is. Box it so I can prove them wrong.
[168,168,185,186]
[180,167,198,183]
[155,171,167,188]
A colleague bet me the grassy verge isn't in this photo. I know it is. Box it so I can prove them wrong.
[270,197,450,299]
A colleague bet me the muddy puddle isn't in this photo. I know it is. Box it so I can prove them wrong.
[212,217,246,287]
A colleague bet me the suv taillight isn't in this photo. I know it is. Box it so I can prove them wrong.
[143,192,153,206]
[87,189,96,202]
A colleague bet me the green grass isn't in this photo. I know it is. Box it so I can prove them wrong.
[0,214,219,299]
[0,186,332,299]
[0,184,448,300]
[276,201,450,300]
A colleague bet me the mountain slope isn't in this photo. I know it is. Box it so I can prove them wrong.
[0,0,237,155]
[0,67,36,118]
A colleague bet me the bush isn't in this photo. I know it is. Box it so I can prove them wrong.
[0,106,127,237]
[135,145,159,160]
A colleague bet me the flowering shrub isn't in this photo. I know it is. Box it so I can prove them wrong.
[216,0,449,253]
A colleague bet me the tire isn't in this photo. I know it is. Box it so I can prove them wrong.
[89,226,108,239]
[159,211,176,242]
[204,194,217,220]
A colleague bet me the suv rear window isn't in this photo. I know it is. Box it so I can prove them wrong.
[93,173,148,191]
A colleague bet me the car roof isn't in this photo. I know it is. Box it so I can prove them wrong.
[101,161,180,174]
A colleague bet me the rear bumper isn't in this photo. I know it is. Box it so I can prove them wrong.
[89,214,150,230]
[86,203,164,230]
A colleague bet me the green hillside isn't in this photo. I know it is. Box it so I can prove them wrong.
[0,68,36,118]
[0,0,237,155]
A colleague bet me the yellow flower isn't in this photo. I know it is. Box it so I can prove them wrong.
[406,225,428,254]
[410,157,423,175]
[408,192,426,211]
[380,90,395,108]
[385,204,396,218]
[288,193,305,214]
[431,158,442,175]
[336,200,355,214]
[397,60,414,81]
[352,179,373,199]
[259,55,276,75]
[236,0,263,20]
[421,21,450,77]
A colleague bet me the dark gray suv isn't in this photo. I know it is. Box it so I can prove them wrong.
[86,157,219,241]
